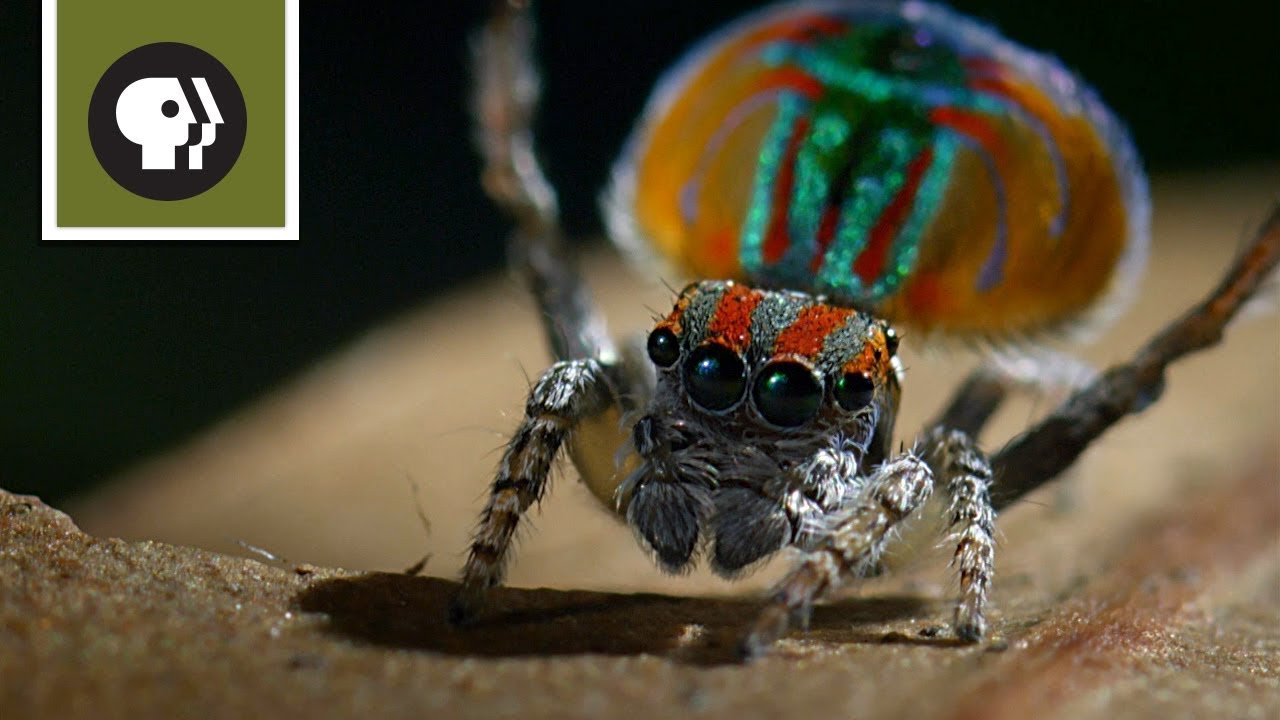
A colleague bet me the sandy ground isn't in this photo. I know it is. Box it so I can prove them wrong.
[1,169,1276,719]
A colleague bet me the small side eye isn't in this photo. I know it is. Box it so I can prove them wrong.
[684,343,746,411]
[753,361,823,427]
[884,326,900,356]
[646,327,680,367]
[835,371,875,412]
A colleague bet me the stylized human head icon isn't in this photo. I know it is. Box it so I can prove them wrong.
[115,77,224,170]
[89,43,245,200]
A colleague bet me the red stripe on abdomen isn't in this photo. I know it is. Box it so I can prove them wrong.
[929,107,1010,168]
[854,147,935,284]
[809,202,841,273]
[762,115,812,265]
[751,67,824,102]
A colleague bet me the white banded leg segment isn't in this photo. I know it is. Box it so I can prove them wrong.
[924,427,996,642]
[451,358,613,623]
[741,453,934,658]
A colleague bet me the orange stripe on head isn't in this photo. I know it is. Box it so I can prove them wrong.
[772,304,856,360]
[705,284,764,353]
[841,323,893,381]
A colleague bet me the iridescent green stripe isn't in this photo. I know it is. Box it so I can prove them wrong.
[814,127,922,297]
[870,132,957,298]
[779,110,852,278]
[762,42,1004,115]
[740,27,988,301]
[740,94,808,276]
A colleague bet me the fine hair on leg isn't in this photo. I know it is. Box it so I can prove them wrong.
[451,359,613,623]
[921,427,996,642]
[741,452,934,659]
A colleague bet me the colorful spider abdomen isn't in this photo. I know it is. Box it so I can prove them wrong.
[606,1,1150,338]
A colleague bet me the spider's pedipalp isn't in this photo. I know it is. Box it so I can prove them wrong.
[710,485,791,576]
[741,452,934,659]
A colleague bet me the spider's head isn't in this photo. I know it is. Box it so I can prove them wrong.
[621,280,902,574]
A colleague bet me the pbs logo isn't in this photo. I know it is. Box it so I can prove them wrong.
[89,43,246,201]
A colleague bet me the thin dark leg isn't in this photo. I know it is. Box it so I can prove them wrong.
[928,370,1010,439]
[473,0,615,365]
[991,203,1280,510]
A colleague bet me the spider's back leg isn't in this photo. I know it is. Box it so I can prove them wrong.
[990,203,1280,509]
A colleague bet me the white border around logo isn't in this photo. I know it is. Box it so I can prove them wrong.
[40,0,301,241]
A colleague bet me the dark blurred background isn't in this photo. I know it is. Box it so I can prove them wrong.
[4,1,1278,502]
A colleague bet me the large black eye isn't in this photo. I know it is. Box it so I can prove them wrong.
[752,361,823,427]
[684,344,746,411]
[835,371,876,412]
[647,327,680,367]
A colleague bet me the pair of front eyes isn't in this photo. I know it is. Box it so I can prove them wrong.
[646,327,876,427]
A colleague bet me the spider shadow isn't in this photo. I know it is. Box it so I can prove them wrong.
[293,573,949,665]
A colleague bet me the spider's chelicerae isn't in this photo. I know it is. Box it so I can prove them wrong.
[449,0,1280,658]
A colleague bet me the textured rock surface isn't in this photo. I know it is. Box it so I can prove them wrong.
[3,467,1278,720]
[4,171,1277,719]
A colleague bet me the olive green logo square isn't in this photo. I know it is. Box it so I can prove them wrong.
[55,0,286,229]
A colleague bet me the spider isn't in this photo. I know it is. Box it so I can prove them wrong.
[448,0,1280,659]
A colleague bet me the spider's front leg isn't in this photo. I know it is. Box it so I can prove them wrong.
[740,428,996,657]
[920,427,996,641]
[449,358,615,624]
[451,2,635,622]
[741,452,935,659]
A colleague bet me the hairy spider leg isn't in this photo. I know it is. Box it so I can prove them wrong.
[740,203,1280,655]
[742,451,935,658]
[455,0,1280,659]
[452,1,645,624]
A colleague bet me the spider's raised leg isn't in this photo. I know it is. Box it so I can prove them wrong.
[991,203,1280,510]
[740,453,934,659]
[452,1,636,623]
[473,0,615,365]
